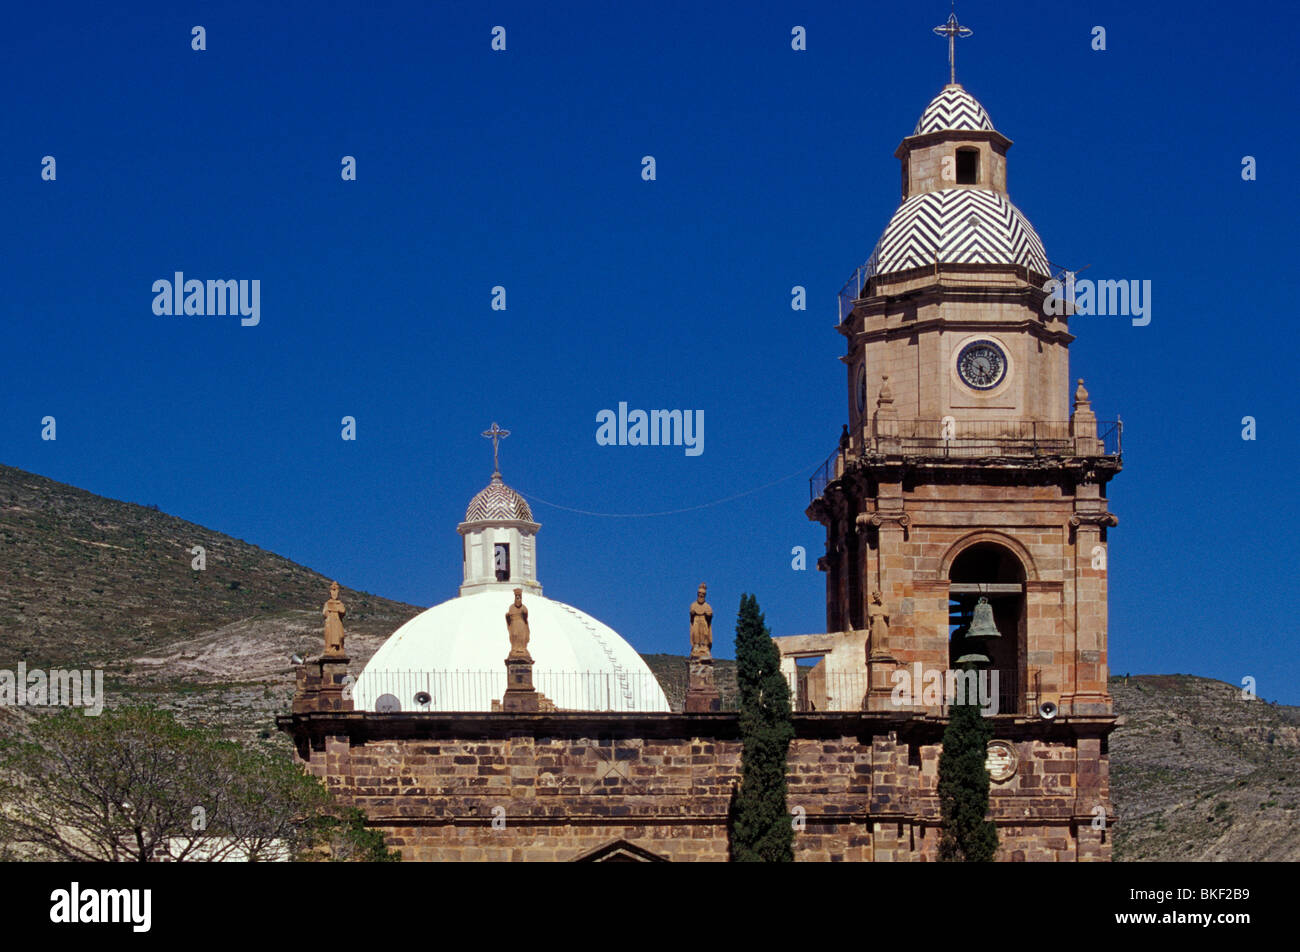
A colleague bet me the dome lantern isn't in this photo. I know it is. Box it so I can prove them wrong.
[457,423,542,595]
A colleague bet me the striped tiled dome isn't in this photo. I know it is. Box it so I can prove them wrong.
[464,474,534,522]
[867,188,1049,277]
[912,84,995,135]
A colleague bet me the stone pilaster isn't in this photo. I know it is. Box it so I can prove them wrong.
[1069,506,1117,716]
[863,506,909,713]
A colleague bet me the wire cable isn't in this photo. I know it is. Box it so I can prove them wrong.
[514,460,822,518]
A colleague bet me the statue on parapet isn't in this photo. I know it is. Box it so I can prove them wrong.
[322,581,347,656]
[689,584,713,661]
[506,587,532,662]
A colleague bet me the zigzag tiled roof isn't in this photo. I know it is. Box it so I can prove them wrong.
[867,188,1049,277]
[912,84,995,135]
[465,474,534,522]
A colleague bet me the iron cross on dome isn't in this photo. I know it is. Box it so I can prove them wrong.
[933,8,973,85]
[481,422,510,476]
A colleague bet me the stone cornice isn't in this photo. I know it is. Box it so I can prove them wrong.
[276,710,1117,744]
[457,518,540,535]
[895,127,1012,157]
[847,455,1122,482]
[845,314,1074,350]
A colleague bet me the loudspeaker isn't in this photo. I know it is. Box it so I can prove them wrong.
[1038,699,1058,720]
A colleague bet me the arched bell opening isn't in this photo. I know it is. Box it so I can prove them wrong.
[947,542,1025,714]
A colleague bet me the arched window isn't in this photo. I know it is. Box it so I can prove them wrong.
[948,541,1023,713]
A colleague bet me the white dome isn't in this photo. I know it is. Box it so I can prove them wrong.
[353,586,670,713]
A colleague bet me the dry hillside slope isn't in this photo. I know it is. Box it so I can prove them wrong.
[0,462,420,668]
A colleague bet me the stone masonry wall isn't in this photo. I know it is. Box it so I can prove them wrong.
[284,713,1111,862]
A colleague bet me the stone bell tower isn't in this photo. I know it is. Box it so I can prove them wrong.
[805,15,1123,859]
[809,70,1123,721]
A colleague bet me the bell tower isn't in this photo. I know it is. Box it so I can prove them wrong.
[805,16,1122,860]
[808,21,1122,725]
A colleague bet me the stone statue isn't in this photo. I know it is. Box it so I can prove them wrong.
[322,581,346,656]
[506,588,532,662]
[866,591,889,660]
[689,584,713,660]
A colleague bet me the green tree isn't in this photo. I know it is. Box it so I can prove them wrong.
[0,705,395,861]
[729,593,794,862]
[936,683,998,862]
[304,807,401,862]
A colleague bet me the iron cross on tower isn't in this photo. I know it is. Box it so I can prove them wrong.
[933,8,973,85]
[482,422,510,476]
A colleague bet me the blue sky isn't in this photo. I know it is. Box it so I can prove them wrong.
[3,1,1298,701]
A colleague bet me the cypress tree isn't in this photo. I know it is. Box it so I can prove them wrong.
[936,677,999,862]
[729,593,795,862]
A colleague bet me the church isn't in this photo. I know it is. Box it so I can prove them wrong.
[279,15,1122,862]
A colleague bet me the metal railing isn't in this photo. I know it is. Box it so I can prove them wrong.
[878,418,1123,458]
[350,668,1021,715]
[838,258,877,324]
[788,671,869,712]
[1099,419,1123,456]
[351,669,671,713]
[809,446,842,503]
[785,669,1020,714]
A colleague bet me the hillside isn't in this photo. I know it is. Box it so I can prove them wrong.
[1108,674,1300,861]
[1,463,1297,859]
[0,463,421,668]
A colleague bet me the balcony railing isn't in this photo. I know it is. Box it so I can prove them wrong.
[351,669,670,713]
[349,668,1021,715]
[786,670,1019,714]
[838,258,877,324]
[811,419,1121,500]
[877,418,1121,457]
[810,447,842,503]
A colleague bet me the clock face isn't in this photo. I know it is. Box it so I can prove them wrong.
[957,340,1007,390]
[855,364,867,414]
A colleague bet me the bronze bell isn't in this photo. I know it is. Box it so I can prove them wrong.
[956,596,1000,665]
[967,597,1001,640]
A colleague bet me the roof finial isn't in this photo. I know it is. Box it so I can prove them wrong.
[481,421,511,478]
[933,4,973,86]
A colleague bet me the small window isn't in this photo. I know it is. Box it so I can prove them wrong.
[494,543,510,581]
[956,148,979,185]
